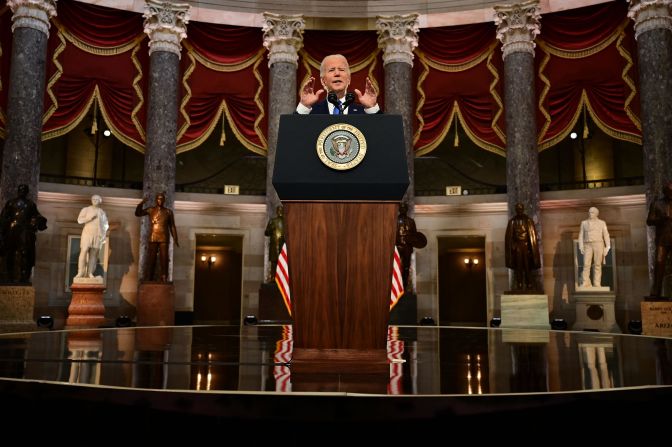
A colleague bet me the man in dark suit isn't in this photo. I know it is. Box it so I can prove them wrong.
[296,54,380,115]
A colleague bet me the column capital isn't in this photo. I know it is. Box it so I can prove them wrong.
[8,0,57,37]
[627,0,672,39]
[494,0,541,60]
[376,14,419,67]
[262,13,305,68]
[143,1,190,58]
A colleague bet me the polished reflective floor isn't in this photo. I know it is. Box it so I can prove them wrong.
[1,324,670,434]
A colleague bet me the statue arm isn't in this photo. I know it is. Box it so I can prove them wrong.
[603,222,611,249]
[135,201,148,217]
[77,207,92,224]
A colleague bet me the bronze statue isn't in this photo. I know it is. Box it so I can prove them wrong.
[646,181,672,299]
[264,205,285,282]
[396,203,427,291]
[505,203,541,292]
[0,184,47,283]
[135,193,179,283]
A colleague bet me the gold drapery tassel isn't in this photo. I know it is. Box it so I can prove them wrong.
[453,117,459,147]
[91,98,98,135]
[219,112,226,146]
[582,104,589,139]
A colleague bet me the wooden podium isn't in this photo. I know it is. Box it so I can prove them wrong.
[274,114,409,374]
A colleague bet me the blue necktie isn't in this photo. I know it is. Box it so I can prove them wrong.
[333,102,341,115]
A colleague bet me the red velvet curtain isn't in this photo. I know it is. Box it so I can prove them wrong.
[37,0,268,154]
[0,0,645,156]
[178,22,268,154]
[536,1,641,149]
[414,23,505,155]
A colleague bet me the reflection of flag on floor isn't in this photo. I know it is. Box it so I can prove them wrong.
[275,243,291,316]
[275,244,404,314]
[390,246,404,310]
[273,325,292,392]
[387,326,405,395]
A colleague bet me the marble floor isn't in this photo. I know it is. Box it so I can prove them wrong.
[0,323,670,437]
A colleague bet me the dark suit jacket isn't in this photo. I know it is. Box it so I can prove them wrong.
[309,99,379,115]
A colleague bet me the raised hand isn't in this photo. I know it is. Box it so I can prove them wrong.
[354,77,378,109]
[300,76,324,108]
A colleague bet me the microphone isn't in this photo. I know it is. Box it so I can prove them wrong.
[327,92,342,113]
[342,92,355,110]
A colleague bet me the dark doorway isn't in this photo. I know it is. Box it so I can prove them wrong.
[193,234,243,324]
[438,236,487,326]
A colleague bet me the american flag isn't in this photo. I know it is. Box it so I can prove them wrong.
[275,243,292,316]
[390,246,404,310]
[275,243,405,314]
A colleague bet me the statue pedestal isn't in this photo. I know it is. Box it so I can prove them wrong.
[572,291,620,333]
[641,301,672,337]
[0,285,35,329]
[500,293,550,330]
[137,282,175,326]
[67,282,105,328]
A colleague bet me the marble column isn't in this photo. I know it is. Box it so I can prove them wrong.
[262,13,305,215]
[377,14,419,208]
[627,0,672,287]
[140,1,189,281]
[494,1,543,291]
[0,0,57,205]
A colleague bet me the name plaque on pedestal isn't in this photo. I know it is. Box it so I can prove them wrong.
[641,301,672,337]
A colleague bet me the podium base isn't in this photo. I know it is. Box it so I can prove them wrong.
[641,300,672,337]
[66,283,105,328]
[137,283,175,326]
[291,348,388,375]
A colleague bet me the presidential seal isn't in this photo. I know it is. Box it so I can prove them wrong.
[316,123,367,170]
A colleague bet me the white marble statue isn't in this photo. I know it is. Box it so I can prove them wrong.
[75,194,109,280]
[578,207,610,288]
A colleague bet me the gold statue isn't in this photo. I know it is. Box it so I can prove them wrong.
[135,193,179,282]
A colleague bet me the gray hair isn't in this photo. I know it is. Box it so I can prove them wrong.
[319,54,350,77]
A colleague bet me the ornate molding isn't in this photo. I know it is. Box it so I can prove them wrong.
[262,13,305,67]
[376,14,419,67]
[8,0,57,36]
[143,1,190,58]
[494,0,541,60]
[627,0,672,39]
